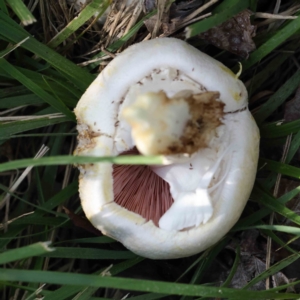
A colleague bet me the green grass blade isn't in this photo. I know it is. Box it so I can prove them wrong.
[241,225,300,236]
[221,245,240,287]
[41,123,70,191]
[6,0,36,25]
[12,66,81,106]
[0,0,8,14]
[42,247,136,260]
[278,185,300,203]
[269,279,300,293]
[0,10,94,91]
[249,0,258,11]
[73,284,100,299]
[0,85,28,98]
[260,158,300,179]
[0,58,75,120]
[0,155,164,172]
[286,130,300,162]
[72,257,145,300]
[242,12,300,71]
[10,133,76,138]
[234,185,300,230]
[46,75,81,104]
[247,41,300,96]
[0,94,43,109]
[128,294,167,300]
[260,119,300,138]
[11,216,68,227]
[43,257,144,300]
[2,181,78,249]
[0,226,23,249]
[253,185,300,226]
[262,229,298,256]
[56,236,114,245]
[182,238,229,296]
[108,257,144,276]
[0,116,69,139]
[39,180,78,212]
[0,185,67,218]
[0,242,54,264]
[0,282,50,297]
[254,69,300,124]
[87,9,157,70]
[0,268,298,299]
[243,253,299,290]
[48,0,111,48]
[185,0,250,38]
[0,36,30,57]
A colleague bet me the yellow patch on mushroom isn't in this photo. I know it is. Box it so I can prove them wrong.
[220,65,236,78]
[232,91,242,101]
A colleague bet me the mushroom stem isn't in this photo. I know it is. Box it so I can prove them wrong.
[122,91,190,155]
[122,90,224,156]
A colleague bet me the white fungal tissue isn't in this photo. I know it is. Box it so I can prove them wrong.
[74,38,260,259]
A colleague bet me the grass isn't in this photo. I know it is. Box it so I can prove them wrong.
[1,0,300,299]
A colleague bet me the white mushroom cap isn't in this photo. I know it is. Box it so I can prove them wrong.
[74,37,260,259]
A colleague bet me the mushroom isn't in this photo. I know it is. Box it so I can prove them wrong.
[74,37,260,259]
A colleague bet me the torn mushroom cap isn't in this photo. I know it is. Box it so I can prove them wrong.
[74,37,260,259]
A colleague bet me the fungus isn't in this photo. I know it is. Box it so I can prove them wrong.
[74,37,260,259]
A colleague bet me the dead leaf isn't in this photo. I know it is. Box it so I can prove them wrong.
[63,206,102,236]
[284,85,300,122]
[144,11,173,35]
[199,9,256,58]
[272,272,296,292]
[170,0,202,19]
[142,0,156,13]
[0,140,13,162]
[230,254,266,290]
[144,0,204,37]
[227,230,293,290]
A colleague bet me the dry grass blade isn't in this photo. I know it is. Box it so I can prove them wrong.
[0,113,65,122]
[0,212,34,230]
[255,12,298,20]
[47,0,111,48]
[181,0,219,23]
[265,135,292,290]
[0,145,49,233]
